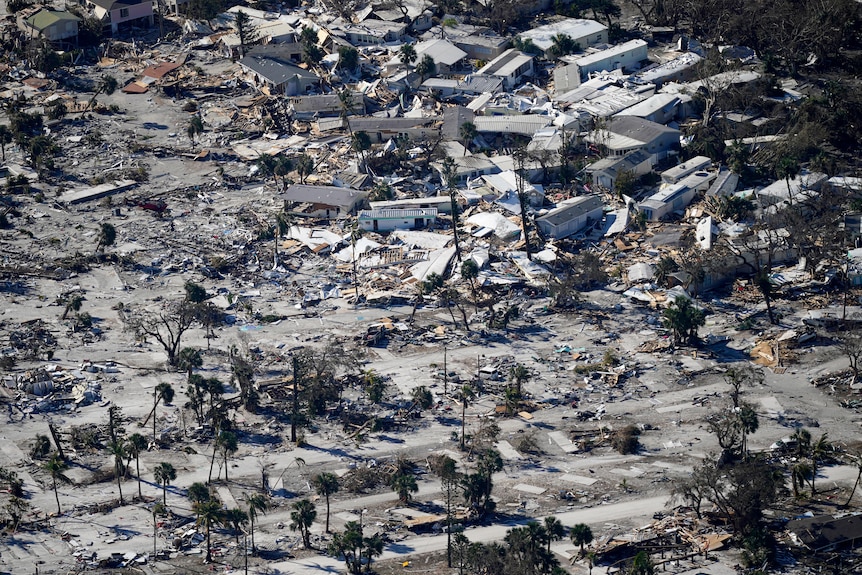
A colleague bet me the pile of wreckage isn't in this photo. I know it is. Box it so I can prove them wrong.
[1,363,108,410]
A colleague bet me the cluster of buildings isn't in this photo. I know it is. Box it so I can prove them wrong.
[8,0,838,297]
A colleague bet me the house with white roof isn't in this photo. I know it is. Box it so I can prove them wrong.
[555,39,648,87]
[475,49,534,89]
[517,18,607,57]
[385,39,468,76]
[536,195,604,239]
[358,208,437,232]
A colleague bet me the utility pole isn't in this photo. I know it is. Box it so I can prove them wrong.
[443,346,448,396]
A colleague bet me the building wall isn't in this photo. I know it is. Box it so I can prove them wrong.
[106,2,153,33]
[577,41,648,79]
[359,216,433,231]
[537,204,603,239]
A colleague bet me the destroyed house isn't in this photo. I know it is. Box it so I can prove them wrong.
[18,9,80,47]
[358,208,437,232]
[787,514,862,552]
[287,92,365,120]
[349,117,441,143]
[536,195,604,239]
[280,184,368,218]
[83,0,153,35]
[239,46,320,96]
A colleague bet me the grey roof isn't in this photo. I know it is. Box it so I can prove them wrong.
[280,184,367,209]
[457,74,504,94]
[605,116,678,143]
[359,208,437,219]
[473,115,551,136]
[787,514,862,551]
[350,116,440,131]
[538,195,603,226]
[586,149,651,177]
[239,46,319,86]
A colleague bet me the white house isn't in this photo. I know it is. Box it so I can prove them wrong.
[575,40,648,79]
[536,195,604,239]
[370,196,453,214]
[517,19,607,57]
[660,156,712,184]
[358,208,437,232]
[638,170,717,221]
[475,49,534,90]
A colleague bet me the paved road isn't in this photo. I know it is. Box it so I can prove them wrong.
[270,495,669,574]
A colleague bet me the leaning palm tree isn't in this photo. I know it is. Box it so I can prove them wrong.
[83,74,118,114]
[809,433,831,495]
[143,382,174,443]
[153,462,177,505]
[245,493,269,553]
[43,453,70,515]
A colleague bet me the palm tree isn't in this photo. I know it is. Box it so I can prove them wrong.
[210,430,237,483]
[459,122,477,156]
[791,460,812,498]
[391,472,418,503]
[295,153,314,184]
[398,43,417,72]
[544,516,565,554]
[415,54,436,83]
[362,533,384,572]
[219,431,239,482]
[509,364,530,398]
[570,523,593,555]
[195,498,226,562]
[312,472,340,533]
[153,462,177,505]
[273,155,293,191]
[143,382,174,444]
[0,124,11,161]
[810,433,831,495]
[289,499,317,548]
[738,404,759,457]
[109,440,127,504]
[844,453,862,507]
[459,384,474,450]
[461,260,480,312]
[43,453,70,515]
[226,508,249,543]
[245,493,269,553]
[60,294,83,320]
[126,433,148,498]
[177,347,202,382]
[84,74,118,113]
[188,481,211,504]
